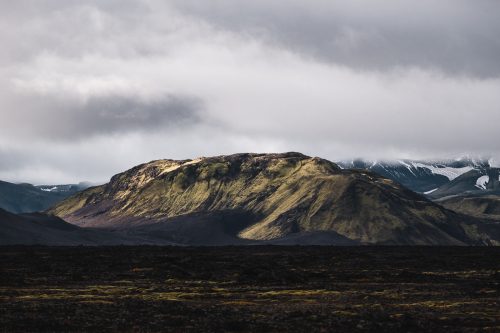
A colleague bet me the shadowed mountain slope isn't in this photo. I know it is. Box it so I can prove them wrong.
[0,208,140,245]
[438,195,500,221]
[0,180,90,214]
[50,153,500,245]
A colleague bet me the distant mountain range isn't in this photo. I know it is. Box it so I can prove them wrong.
[0,181,92,214]
[429,168,500,199]
[337,157,499,198]
[337,158,500,223]
[2,153,500,246]
[36,182,94,194]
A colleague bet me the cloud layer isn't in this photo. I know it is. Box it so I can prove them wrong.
[1,0,499,183]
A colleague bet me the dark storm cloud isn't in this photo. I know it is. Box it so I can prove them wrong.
[174,0,500,78]
[2,93,201,140]
[80,95,200,136]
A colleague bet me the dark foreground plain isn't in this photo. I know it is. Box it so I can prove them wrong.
[1,247,499,332]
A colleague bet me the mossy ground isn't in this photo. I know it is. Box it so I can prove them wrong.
[1,246,500,332]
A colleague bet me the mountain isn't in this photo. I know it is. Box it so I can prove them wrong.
[50,153,500,245]
[428,168,500,199]
[0,208,138,245]
[36,182,94,194]
[337,158,493,197]
[0,180,91,214]
[438,195,500,221]
[433,168,500,222]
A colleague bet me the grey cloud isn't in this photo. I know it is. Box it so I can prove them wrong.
[173,0,500,78]
[0,1,152,64]
[0,0,500,184]
[0,149,29,171]
[5,0,499,77]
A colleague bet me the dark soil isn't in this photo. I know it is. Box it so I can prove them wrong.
[1,246,499,332]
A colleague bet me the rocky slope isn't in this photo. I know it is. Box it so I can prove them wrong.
[50,153,500,245]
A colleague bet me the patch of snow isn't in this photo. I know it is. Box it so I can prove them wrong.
[424,188,438,195]
[475,175,489,190]
[398,160,416,176]
[40,186,58,192]
[411,162,474,181]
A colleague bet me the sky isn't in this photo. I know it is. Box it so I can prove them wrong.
[1,0,500,184]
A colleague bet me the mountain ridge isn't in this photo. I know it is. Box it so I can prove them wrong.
[50,152,500,245]
[0,180,92,214]
[337,158,497,197]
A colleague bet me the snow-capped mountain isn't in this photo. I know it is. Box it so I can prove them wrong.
[36,182,93,193]
[429,167,500,199]
[337,157,496,197]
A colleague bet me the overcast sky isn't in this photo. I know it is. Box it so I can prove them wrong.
[1,0,500,184]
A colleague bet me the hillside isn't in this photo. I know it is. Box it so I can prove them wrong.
[0,180,90,214]
[50,153,500,245]
[0,208,139,245]
[438,195,500,221]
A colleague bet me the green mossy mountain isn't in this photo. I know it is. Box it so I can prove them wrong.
[50,153,500,245]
